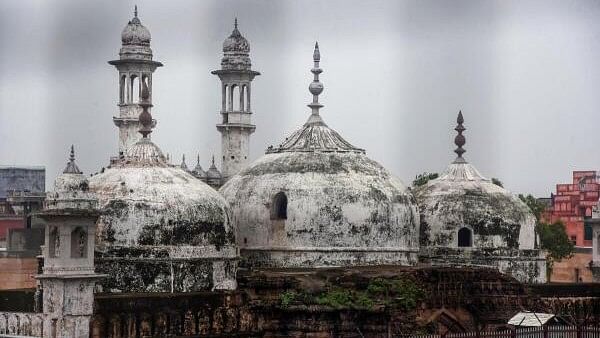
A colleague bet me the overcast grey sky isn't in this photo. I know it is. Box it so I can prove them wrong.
[1,0,599,197]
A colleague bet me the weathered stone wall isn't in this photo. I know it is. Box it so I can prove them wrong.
[88,266,541,337]
[552,249,592,283]
[420,247,547,284]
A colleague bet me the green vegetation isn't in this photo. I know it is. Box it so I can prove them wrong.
[536,221,574,262]
[280,290,298,308]
[518,194,546,221]
[491,178,503,187]
[279,277,425,311]
[413,172,439,187]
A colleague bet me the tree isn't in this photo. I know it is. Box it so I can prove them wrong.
[536,221,574,262]
[491,177,503,187]
[518,194,546,221]
[412,172,438,187]
[518,194,574,276]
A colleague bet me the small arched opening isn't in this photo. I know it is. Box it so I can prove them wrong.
[130,75,139,103]
[271,192,288,220]
[49,227,59,258]
[70,227,87,258]
[457,227,472,248]
[119,74,126,104]
[231,84,240,111]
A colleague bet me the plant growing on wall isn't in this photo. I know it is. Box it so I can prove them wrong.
[412,172,439,187]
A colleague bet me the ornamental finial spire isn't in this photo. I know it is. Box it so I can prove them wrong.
[234,17,238,30]
[306,42,324,125]
[134,5,138,18]
[453,110,466,163]
[138,81,153,138]
[69,145,75,162]
[63,145,82,174]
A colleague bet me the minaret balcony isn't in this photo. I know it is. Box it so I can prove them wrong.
[216,123,256,133]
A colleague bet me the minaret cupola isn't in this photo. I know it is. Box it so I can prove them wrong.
[109,6,163,157]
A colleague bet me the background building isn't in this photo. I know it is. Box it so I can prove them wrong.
[542,171,599,283]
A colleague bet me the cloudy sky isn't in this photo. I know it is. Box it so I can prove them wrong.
[1,0,599,196]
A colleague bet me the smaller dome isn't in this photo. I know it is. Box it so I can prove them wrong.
[207,157,222,179]
[223,19,249,54]
[46,146,96,211]
[124,138,166,166]
[54,145,88,192]
[219,19,252,71]
[192,155,207,179]
[121,13,151,46]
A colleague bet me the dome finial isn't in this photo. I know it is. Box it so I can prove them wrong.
[138,81,154,138]
[234,17,238,30]
[69,144,75,162]
[134,5,138,18]
[197,153,201,165]
[306,41,324,125]
[211,154,215,166]
[453,110,467,163]
[63,145,82,174]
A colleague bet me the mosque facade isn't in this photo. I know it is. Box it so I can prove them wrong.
[0,8,553,337]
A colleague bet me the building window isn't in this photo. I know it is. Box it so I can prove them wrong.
[571,235,577,245]
[457,227,472,247]
[585,221,593,241]
[271,192,288,220]
[70,227,87,258]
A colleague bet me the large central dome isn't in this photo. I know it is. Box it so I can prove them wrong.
[220,43,419,268]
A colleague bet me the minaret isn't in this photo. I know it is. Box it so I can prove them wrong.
[109,6,163,157]
[212,19,260,182]
[35,146,104,338]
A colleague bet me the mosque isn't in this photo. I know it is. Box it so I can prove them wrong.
[0,8,551,337]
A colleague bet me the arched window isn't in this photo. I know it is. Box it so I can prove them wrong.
[457,227,472,247]
[70,227,87,258]
[119,75,126,104]
[49,227,60,258]
[231,85,240,111]
[141,74,150,100]
[271,192,288,220]
[131,75,139,103]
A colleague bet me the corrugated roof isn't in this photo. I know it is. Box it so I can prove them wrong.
[508,311,555,326]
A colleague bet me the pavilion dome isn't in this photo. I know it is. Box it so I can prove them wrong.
[220,43,419,268]
[121,10,151,46]
[223,19,250,53]
[118,7,153,61]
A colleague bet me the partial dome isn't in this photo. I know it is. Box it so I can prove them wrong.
[46,146,96,211]
[220,19,251,70]
[117,7,154,61]
[220,43,419,268]
[121,10,151,46]
[223,19,249,53]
